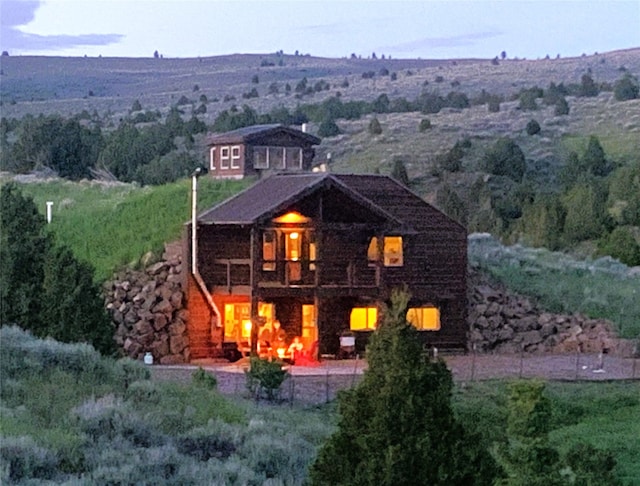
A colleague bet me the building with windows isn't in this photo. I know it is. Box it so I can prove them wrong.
[205,124,321,179]
[184,172,467,360]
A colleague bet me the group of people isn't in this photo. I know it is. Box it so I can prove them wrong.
[258,320,317,365]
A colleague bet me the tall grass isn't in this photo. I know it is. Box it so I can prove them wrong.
[469,234,640,339]
[13,177,252,281]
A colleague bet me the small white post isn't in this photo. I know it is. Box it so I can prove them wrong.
[46,201,54,223]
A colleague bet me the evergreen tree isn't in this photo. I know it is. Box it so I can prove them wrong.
[317,117,341,137]
[310,290,498,486]
[481,138,526,182]
[391,157,409,186]
[0,184,115,354]
[613,74,639,101]
[494,381,563,486]
[582,135,611,177]
[0,183,50,332]
[368,116,382,135]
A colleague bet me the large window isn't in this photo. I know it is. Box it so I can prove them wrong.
[368,236,404,267]
[350,307,378,331]
[253,146,298,170]
[407,307,441,331]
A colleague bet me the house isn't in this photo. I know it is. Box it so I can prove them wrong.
[205,124,321,179]
[184,172,468,360]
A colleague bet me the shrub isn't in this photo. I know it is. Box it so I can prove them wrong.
[526,119,541,135]
[481,138,526,182]
[368,116,382,135]
[488,98,501,112]
[245,357,288,401]
[598,227,640,266]
[391,157,410,186]
[192,367,217,390]
[519,90,538,110]
[554,97,570,115]
[317,117,340,137]
[0,436,60,483]
[419,118,432,131]
[613,74,639,101]
[176,422,238,461]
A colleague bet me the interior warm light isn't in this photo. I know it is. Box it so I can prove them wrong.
[274,212,308,223]
[277,348,286,359]
[290,232,299,239]
[243,320,252,333]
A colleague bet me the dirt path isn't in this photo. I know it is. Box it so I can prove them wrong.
[150,354,639,406]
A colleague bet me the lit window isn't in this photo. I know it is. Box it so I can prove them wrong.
[262,231,276,271]
[407,307,441,331]
[368,236,403,267]
[350,307,378,331]
[286,232,301,261]
[209,147,216,171]
[231,146,241,168]
[309,231,316,271]
[254,146,268,168]
[220,146,230,169]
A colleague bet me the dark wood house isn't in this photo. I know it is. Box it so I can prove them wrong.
[185,172,468,360]
[205,124,321,179]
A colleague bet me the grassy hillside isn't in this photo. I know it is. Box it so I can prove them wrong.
[7,176,252,281]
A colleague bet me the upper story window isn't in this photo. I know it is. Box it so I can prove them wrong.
[350,307,378,331]
[367,236,403,267]
[254,146,299,170]
[231,146,241,168]
[220,146,230,169]
[285,147,303,169]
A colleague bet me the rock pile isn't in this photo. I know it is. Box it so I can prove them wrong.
[467,266,634,356]
[103,246,190,364]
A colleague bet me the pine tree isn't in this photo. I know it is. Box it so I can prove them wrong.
[310,289,498,486]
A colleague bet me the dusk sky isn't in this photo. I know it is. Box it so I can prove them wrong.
[1,0,639,60]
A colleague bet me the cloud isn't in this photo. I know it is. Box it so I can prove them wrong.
[386,30,503,53]
[0,0,122,53]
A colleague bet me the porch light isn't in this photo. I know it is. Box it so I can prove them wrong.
[274,211,308,223]
[290,232,299,240]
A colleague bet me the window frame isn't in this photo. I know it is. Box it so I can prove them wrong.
[254,146,269,169]
[406,307,441,331]
[220,146,230,169]
[209,147,216,171]
[231,145,241,169]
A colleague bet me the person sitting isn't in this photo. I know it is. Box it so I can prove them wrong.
[287,336,304,362]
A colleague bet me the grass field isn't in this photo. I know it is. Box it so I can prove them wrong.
[9,176,252,281]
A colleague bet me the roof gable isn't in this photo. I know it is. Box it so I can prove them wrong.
[206,124,320,146]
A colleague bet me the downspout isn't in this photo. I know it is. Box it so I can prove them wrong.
[191,169,222,332]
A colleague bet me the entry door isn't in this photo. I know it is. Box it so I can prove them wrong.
[285,231,302,282]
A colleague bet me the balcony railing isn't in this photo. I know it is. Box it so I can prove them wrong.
[211,258,380,290]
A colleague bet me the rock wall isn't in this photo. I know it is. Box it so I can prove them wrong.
[467,266,635,356]
[104,246,190,364]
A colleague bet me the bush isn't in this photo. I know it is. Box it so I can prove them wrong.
[192,367,217,390]
[176,422,238,461]
[245,357,288,401]
[613,74,639,101]
[368,116,382,135]
[418,118,432,131]
[488,98,501,112]
[0,436,60,483]
[317,117,341,137]
[554,97,570,115]
[526,119,541,135]
[481,138,527,182]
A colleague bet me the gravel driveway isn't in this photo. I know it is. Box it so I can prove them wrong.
[150,353,639,405]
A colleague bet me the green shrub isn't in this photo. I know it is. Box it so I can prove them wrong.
[245,357,288,401]
[526,119,541,135]
[317,117,341,137]
[0,436,60,483]
[613,74,639,101]
[554,97,570,115]
[368,116,382,135]
[176,422,239,461]
[192,366,217,390]
[481,138,526,182]
[419,118,432,131]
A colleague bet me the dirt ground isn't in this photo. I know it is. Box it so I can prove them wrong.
[150,353,639,406]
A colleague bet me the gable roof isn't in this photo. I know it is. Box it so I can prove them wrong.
[196,173,464,234]
[205,124,321,146]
